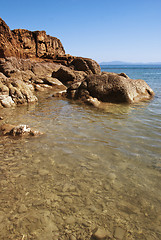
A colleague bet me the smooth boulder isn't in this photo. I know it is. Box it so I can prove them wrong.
[67,72,154,104]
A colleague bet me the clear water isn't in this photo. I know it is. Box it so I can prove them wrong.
[0,65,161,240]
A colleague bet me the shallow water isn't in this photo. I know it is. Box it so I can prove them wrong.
[0,65,161,240]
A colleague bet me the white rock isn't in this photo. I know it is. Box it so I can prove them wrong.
[0,95,15,108]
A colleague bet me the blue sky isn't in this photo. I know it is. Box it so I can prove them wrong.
[1,0,161,63]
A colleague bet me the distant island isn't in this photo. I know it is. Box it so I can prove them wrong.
[100,61,161,65]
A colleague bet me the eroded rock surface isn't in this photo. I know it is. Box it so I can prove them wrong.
[67,72,154,104]
[0,18,65,59]
[0,57,67,107]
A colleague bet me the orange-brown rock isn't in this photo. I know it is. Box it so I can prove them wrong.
[0,18,65,59]
[0,18,23,58]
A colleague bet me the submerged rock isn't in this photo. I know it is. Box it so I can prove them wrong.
[0,124,43,137]
[92,227,110,240]
[114,227,126,240]
[85,96,101,108]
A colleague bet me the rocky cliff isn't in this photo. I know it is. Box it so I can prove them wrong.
[0,18,102,108]
[0,18,65,59]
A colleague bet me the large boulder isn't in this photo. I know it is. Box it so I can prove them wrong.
[52,65,89,87]
[52,66,76,86]
[69,57,101,74]
[67,72,154,104]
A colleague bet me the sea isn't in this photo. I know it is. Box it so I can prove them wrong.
[0,65,161,240]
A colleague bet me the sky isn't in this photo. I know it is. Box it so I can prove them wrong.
[1,0,161,63]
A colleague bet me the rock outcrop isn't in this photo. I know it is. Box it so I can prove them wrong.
[0,57,67,107]
[0,17,154,109]
[0,18,22,58]
[67,72,154,104]
[0,18,65,59]
[0,17,101,71]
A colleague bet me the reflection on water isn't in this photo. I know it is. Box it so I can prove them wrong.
[0,92,161,240]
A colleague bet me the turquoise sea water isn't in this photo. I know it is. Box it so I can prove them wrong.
[101,65,161,162]
[0,65,161,239]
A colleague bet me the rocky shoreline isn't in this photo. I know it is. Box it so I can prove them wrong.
[0,18,157,240]
[0,17,154,112]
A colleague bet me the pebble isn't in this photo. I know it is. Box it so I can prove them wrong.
[89,206,98,212]
[85,198,92,205]
[104,184,110,191]
[34,159,41,164]
[46,199,51,205]
[38,169,49,176]
[59,206,67,213]
[114,227,126,240]
[92,228,109,239]
[62,183,76,192]
[49,193,60,202]
[52,232,59,240]
[156,225,161,233]
[64,196,73,204]
[108,173,116,181]
[18,204,27,213]
[69,235,77,240]
[54,215,64,225]
[65,216,75,225]
[0,212,4,223]
[51,224,59,232]
[62,183,70,192]
[0,116,3,120]
[1,180,8,186]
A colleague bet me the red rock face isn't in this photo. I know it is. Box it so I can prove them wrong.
[0,18,65,59]
[11,29,37,58]
[0,18,22,58]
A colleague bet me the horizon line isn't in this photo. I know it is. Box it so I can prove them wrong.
[99,61,161,65]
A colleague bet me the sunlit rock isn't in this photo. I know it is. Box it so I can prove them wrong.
[92,227,110,240]
[67,72,154,104]
[0,124,43,137]
[0,95,15,108]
